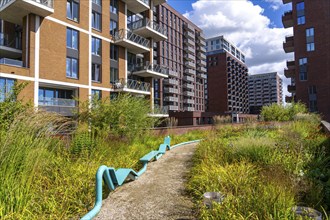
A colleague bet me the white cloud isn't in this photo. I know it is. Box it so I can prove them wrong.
[183,0,293,100]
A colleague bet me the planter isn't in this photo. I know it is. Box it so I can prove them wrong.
[292,206,322,220]
[203,192,225,208]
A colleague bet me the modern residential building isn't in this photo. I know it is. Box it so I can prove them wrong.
[206,35,249,114]
[248,72,283,114]
[153,3,207,113]
[282,0,330,121]
[0,0,170,116]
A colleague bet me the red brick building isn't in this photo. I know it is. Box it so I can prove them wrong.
[283,0,330,121]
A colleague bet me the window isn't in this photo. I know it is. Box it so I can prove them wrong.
[66,57,78,79]
[110,0,118,14]
[66,28,78,49]
[92,11,101,30]
[91,89,102,100]
[39,88,75,106]
[308,85,317,94]
[306,28,315,51]
[110,19,118,35]
[110,44,118,61]
[0,77,15,102]
[299,57,307,81]
[92,37,101,56]
[296,2,305,25]
[92,0,101,6]
[110,67,119,83]
[92,63,101,82]
[67,0,79,22]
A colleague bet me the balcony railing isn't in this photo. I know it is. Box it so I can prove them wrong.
[282,10,293,28]
[133,62,169,78]
[112,78,150,92]
[113,29,150,54]
[0,32,22,49]
[164,96,179,102]
[163,78,179,85]
[197,52,206,60]
[168,69,179,77]
[164,105,179,111]
[151,105,169,115]
[0,58,23,67]
[164,87,179,94]
[128,17,167,37]
[0,0,53,9]
[39,97,76,107]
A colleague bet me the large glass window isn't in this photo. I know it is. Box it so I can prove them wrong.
[92,37,101,56]
[67,0,79,22]
[110,67,119,83]
[296,2,305,25]
[0,77,15,102]
[110,0,118,14]
[92,63,101,82]
[66,57,78,79]
[110,44,118,61]
[110,19,118,35]
[299,57,307,81]
[66,28,78,49]
[39,88,75,106]
[91,89,102,100]
[92,11,101,31]
[306,27,315,51]
[92,0,101,6]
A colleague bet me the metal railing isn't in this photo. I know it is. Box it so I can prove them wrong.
[113,29,150,48]
[0,58,23,67]
[133,62,169,76]
[152,105,169,115]
[38,97,76,107]
[0,32,22,49]
[128,17,167,36]
[0,0,53,9]
[112,78,151,92]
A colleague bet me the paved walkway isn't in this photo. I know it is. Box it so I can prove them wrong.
[95,143,197,220]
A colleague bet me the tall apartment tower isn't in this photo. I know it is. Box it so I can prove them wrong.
[206,36,249,114]
[282,0,330,121]
[153,3,207,113]
[0,0,170,116]
[248,72,283,114]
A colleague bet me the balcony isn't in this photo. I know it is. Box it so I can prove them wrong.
[185,61,195,69]
[163,78,179,85]
[196,39,206,47]
[133,62,168,79]
[164,87,179,94]
[0,32,22,59]
[38,98,76,117]
[183,75,194,82]
[153,0,166,6]
[184,98,195,104]
[0,57,23,67]
[196,31,205,40]
[286,59,295,70]
[164,105,179,111]
[184,38,195,47]
[112,78,151,94]
[287,85,296,93]
[282,10,293,28]
[128,17,167,42]
[184,68,195,75]
[183,91,194,97]
[183,83,194,89]
[121,0,149,14]
[184,31,195,40]
[285,95,294,103]
[196,46,206,53]
[197,60,206,67]
[168,69,179,77]
[197,66,207,73]
[284,68,295,78]
[113,29,150,54]
[184,46,195,55]
[183,23,194,32]
[184,53,195,61]
[197,73,207,79]
[0,0,54,25]
[283,35,294,53]
[282,0,292,4]
[164,96,179,102]
[184,107,195,112]
[197,52,206,60]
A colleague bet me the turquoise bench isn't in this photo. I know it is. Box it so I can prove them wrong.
[139,150,160,163]
[139,137,171,163]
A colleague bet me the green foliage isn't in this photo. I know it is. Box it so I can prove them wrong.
[187,118,330,219]
[78,93,159,140]
[261,102,308,122]
[0,82,30,130]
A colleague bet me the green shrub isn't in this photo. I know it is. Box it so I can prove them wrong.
[261,102,308,122]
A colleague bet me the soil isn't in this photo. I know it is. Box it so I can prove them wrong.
[95,143,198,220]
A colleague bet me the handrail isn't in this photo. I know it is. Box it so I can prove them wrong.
[0,0,54,9]
[133,62,169,75]
[113,29,150,48]
[112,78,151,92]
[80,137,201,220]
[128,17,167,36]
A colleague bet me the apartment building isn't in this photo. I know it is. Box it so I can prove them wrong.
[206,35,249,114]
[248,72,283,114]
[282,0,330,121]
[153,3,207,113]
[0,0,169,116]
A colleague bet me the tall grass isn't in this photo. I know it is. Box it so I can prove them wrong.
[187,117,330,219]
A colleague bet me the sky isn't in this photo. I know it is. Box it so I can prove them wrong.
[167,0,293,100]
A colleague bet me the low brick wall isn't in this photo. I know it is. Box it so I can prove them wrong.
[152,125,215,136]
